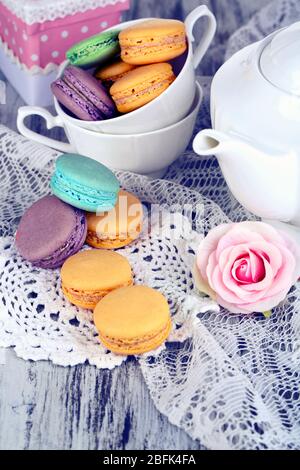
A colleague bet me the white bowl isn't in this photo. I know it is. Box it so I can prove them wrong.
[18,83,202,178]
[21,5,216,135]
[52,6,216,134]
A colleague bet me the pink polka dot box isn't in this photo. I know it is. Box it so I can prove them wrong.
[0,0,130,105]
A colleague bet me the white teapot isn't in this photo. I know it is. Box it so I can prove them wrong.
[193,22,300,241]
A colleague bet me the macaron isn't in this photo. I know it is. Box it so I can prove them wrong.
[94,59,137,88]
[51,65,116,121]
[66,30,120,68]
[15,195,87,269]
[61,249,133,309]
[86,189,143,249]
[51,154,120,213]
[119,19,187,65]
[94,285,172,355]
[110,63,175,113]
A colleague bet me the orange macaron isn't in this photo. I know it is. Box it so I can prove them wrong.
[94,59,137,88]
[119,19,187,65]
[110,63,175,113]
[61,249,133,309]
[86,189,143,249]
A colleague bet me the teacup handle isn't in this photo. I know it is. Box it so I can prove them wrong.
[17,106,75,153]
[185,5,217,69]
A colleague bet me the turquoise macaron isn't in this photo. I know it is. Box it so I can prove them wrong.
[66,30,120,68]
[51,154,120,213]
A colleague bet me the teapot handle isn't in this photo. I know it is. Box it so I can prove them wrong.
[185,5,217,69]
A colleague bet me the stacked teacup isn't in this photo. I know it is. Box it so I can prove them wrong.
[17,6,216,178]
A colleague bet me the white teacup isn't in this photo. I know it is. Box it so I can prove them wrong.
[17,5,215,135]
[17,83,202,178]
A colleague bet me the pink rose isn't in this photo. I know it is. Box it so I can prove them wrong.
[193,222,300,314]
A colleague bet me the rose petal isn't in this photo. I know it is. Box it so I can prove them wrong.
[216,225,265,260]
[219,241,282,277]
[206,250,218,289]
[192,261,217,299]
[211,265,249,303]
[218,244,249,272]
[232,252,265,283]
[217,246,267,301]
[232,222,288,246]
[219,242,273,290]
[225,250,276,297]
[216,295,252,314]
[232,257,252,283]
[248,250,266,282]
[221,241,283,292]
[222,259,272,302]
[234,287,291,313]
[262,245,296,297]
[241,244,295,294]
[196,224,233,282]
[248,241,283,276]
[278,230,300,278]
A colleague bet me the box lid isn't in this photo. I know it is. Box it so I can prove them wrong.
[0,0,129,25]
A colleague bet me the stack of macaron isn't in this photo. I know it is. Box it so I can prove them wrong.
[15,154,171,355]
[51,19,187,121]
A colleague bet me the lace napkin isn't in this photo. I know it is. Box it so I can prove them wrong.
[1,0,126,24]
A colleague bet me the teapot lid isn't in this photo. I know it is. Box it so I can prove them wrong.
[260,22,300,96]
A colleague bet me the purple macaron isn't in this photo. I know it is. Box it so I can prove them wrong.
[51,65,116,121]
[15,195,87,269]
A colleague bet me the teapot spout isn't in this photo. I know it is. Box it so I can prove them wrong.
[193,128,272,161]
[193,129,232,157]
[193,128,297,162]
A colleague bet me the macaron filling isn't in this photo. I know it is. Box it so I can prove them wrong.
[122,33,186,50]
[68,39,117,61]
[63,68,115,119]
[111,65,175,111]
[53,79,102,121]
[100,72,132,86]
[113,79,174,106]
[62,278,133,305]
[67,31,120,66]
[100,319,172,347]
[99,319,172,354]
[86,225,141,247]
[33,210,87,269]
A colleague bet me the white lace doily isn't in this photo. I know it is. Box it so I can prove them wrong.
[2,0,300,449]
[1,0,127,25]
[0,124,221,370]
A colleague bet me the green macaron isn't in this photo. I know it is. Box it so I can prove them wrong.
[66,30,120,68]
